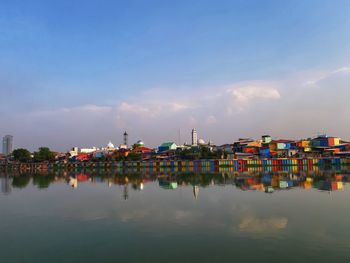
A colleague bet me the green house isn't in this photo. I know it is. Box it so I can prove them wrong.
[158,142,177,152]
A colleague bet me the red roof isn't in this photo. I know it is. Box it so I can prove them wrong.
[132,147,152,153]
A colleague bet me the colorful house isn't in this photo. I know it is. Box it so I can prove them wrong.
[262,135,272,144]
[296,139,312,152]
[269,140,293,151]
[158,142,177,152]
[311,136,341,147]
[269,140,296,157]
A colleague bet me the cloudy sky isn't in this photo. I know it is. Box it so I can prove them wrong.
[1,0,350,151]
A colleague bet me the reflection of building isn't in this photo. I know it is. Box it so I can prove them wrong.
[123,184,129,200]
[69,177,78,188]
[159,179,178,189]
[1,175,11,194]
[2,135,13,155]
[193,185,199,199]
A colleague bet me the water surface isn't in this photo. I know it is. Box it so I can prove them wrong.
[1,170,350,262]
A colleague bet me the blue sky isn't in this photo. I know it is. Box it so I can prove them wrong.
[1,0,350,150]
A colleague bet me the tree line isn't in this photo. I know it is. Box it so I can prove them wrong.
[12,147,55,163]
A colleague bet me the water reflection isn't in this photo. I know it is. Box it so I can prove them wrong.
[1,169,349,198]
[239,216,288,234]
[2,170,350,262]
[0,174,11,194]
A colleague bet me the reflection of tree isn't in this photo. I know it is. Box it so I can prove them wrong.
[12,175,31,188]
[32,173,55,189]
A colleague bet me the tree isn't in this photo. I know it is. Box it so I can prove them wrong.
[33,147,55,162]
[127,153,142,161]
[12,148,32,162]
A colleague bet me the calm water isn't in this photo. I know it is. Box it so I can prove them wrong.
[1,170,350,263]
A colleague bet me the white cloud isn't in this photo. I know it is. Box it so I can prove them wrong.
[332,67,350,74]
[118,101,191,118]
[119,102,153,116]
[7,65,350,151]
[223,82,281,113]
[63,104,112,114]
[229,85,281,103]
[304,66,350,87]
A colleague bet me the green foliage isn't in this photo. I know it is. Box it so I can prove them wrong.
[179,146,221,160]
[33,147,55,162]
[12,148,31,162]
[179,148,197,160]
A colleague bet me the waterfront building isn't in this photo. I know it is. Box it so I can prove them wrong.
[69,147,79,157]
[311,135,340,147]
[158,142,177,152]
[133,140,145,148]
[198,138,206,145]
[191,128,198,147]
[80,147,98,154]
[2,135,13,156]
[262,135,272,144]
[131,146,152,159]
[119,144,128,150]
[106,141,115,150]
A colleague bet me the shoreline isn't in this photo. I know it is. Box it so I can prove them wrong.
[1,157,349,172]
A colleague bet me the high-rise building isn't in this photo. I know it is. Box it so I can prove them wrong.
[191,128,198,146]
[2,135,13,155]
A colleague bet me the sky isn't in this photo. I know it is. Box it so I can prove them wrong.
[1,0,350,151]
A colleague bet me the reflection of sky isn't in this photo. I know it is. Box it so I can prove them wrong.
[1,172,350,262]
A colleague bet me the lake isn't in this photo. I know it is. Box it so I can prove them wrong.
[1,169,350,262]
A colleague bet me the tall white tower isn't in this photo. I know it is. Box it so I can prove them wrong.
[191,128,198,146]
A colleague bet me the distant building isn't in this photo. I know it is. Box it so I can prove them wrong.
[133,140,144,148]
[262,135,272,144]
[311,135,340,147]
[69,147,79,157]
[106,141,115,150]
[123,131,128,147]
[191,128,198,146]
[80,147,98,154]
[119,144,128,150]
[158,142,177,152]
[2,135,13,155]
[198,138,206,145]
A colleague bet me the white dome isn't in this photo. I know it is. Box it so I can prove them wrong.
[136,140,144,145]
[198,139,205,145]
[107,141,115,149]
